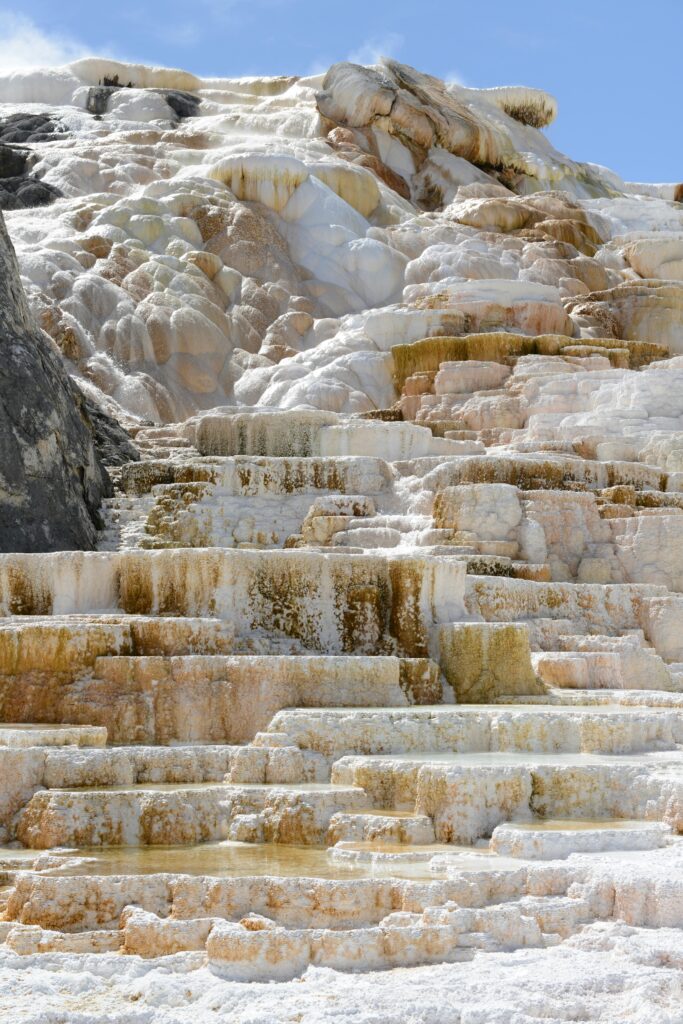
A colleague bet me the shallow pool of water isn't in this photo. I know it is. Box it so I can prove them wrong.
[22,841,454,881]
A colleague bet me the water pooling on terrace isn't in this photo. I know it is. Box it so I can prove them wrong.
[9,841,498,881]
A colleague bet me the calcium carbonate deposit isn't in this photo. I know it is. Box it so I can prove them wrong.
[1,52,683,1022]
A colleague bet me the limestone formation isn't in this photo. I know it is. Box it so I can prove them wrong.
[0,51,683,1024]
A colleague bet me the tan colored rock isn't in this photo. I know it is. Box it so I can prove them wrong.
[438,622,545,702]
[170,353,219,394]
[567,281,683,354]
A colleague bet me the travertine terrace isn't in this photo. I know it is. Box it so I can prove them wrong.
[0,54,683,1022]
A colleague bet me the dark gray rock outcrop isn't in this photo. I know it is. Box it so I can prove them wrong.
[0,125,63,212]
[86,85,200,120]
[80,392,141,467]
[0,173,61,211]
[0,209,111,551]
[0,112,68,144]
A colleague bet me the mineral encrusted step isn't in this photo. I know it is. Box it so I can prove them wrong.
[331,818,674,864]
[0,614,236,677]
[3,841,452,883]
[1,736,250,843]
[119,455,393,497]
[506,688,683,708]
[91,654,441,743]
[7,702,680,849]
[102,447,683,566]
[18,748,674,852]
[463,575,678,660]
[327,811,437,845]
[395,452,670,493]
[264,704,683,758]
[0,549,467,662]
[11,839,683,933]
[3,862,533,933]
[0,894,569,974]
[5,841,683,979]
[103,454,395,550]
[0,725,107,749]
[0,548,678,643]
[2,742,238,791]
[185,410,471,462]
[0,550,678,678]
[15,782,372,848]
[330,840,455,865]
[489,819,673,858]
[325,523,462,555]
[531,648,680,691]
[0,654,442,743]
[330,749,683,841]
[124,426,201,465]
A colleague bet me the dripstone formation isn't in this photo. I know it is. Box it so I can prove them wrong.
[0,54,682,1023]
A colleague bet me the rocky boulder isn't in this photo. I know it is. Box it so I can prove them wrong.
[0,209,111,551]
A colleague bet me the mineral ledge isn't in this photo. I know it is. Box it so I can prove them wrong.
[0,54,683,1023]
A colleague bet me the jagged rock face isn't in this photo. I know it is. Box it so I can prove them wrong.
[0,210,110,551]
[79,392,140,467]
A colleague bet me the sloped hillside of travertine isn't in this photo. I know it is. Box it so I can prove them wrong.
[1,55,682,430]
[1,54,683,1024]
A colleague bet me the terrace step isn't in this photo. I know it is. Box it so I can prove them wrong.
[5,848,671,979]
[265,704,683,758]
[15,782,371,849]
[489,819,673,859]
[329,841,455,865]
[5,833,683,979]
[327,811,437,845]
[330,749,683,842]
[84,654,440,744]
[0,744,238,792]
[532,650,679,691]
[119,456,392,497]
[0,725,107,749]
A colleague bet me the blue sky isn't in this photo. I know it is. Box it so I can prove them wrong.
[0,0,680,183]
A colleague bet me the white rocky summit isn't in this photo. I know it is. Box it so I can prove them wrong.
[0,51,682,1022]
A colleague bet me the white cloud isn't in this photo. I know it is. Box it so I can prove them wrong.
[347,33,404,66]
[0,11,89,70]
